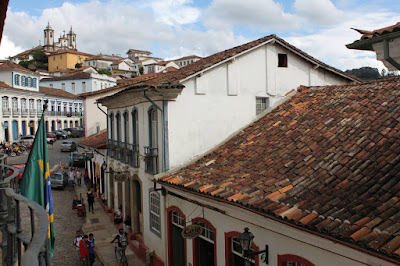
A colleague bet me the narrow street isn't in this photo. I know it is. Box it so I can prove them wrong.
[7,137,95,265]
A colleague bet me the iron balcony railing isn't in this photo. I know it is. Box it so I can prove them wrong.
[0,154,52,266]
[37,110,43,116]
[21,109,28,116]
[29,109,36,117]
[107,139,113,158]
[2,108,11,116]
[127,143,139,168]
[144,146,158,174]
[12,109,20,117]
[114,140,121,160]
[56,111,61,116]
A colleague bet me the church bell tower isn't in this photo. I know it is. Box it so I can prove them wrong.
[43,22,54,51]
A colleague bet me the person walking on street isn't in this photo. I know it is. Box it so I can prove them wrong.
[79,235,90,266]
[68,167,76,189]
[111,229,128,262]
[87,190,95,214]
[73,230,83,265]
[76,168,82,186]
[88,233,95,265]
[83,169,89,187]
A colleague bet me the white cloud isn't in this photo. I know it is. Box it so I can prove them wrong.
[204,0,300,31]
[148,0,201,25]
[294,0,347,26]
[0,36,24,59]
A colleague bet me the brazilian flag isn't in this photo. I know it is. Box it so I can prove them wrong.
[20,104,55,258]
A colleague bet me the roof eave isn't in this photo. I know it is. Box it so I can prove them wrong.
[346,31,400,51]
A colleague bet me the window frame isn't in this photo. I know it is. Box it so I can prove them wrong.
[149,190,161,237]
[278,254,315,266]
[278,53,288,68]
[167,207,187,266]
[256,97,269,115]
[192,217,217,266]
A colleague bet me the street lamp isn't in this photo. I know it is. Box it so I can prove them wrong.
[239,227,269,264]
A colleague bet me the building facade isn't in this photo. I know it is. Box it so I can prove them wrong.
[48,50,93,72]
[98,35,360,264]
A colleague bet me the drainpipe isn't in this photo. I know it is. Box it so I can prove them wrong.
[96,101,109,205]
[383,39,400,71]
[96,102,107,115]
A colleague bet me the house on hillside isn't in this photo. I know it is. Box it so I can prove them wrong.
[48,50,93,72]
[143,61,179,74]
[84,54,123,70]
[160,77,400,266]
[40,71,116,95]
[347,22,400,71]
[174,55,201,67]
[96,34,359,265]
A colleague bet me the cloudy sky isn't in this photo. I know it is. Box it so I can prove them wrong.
[1,0,399,71]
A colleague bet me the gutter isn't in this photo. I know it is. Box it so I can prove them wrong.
[346,31,400,51]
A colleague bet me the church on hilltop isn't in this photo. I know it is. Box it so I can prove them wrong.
[43,22,77,52]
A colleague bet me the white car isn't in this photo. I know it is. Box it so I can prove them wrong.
[19,135,35,144]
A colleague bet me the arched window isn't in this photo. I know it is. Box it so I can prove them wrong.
[109,113,114,140]
[21,98,27,111]
[225,231,259,266]
[148,107,158,148]
[21,76,26,86]
[37,99,42,110]
[192,218,217,266]
[167,207,186,266]
[14,74,20,86]
[149,190,161,237]
[2,96,9,110]
[278,254,315,266]
[131,109,138,146]
[12,97,18,111]
[123,111,129,143]
[27,77,32,87]
[115,112,121,143]
[32,78,37,88]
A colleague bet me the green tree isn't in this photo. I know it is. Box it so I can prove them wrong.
[97,68,112,75]
[345,67,381,81]
[18,49,48,71]
[75,62,82,69]
[139,66,144,75]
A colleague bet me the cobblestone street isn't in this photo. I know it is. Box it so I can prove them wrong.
[7,138,101,265]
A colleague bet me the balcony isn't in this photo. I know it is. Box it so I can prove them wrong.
[56,111,62,116]
[107,139,121,159]
[127,143,139,168]
[29,109,36,117]
[2,108,11,116]
[37,110,43,116]
[50,111,56,116]
[144,146,158,174]
[12,109,20,117]
[21,109,28,117]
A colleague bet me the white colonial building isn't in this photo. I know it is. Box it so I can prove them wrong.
[0,61,83,142]
[40,71,116,95]
[97,35,360,265]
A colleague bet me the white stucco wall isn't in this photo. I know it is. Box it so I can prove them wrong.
[165,187,397,266]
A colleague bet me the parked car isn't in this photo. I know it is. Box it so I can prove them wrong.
[19,135,35,144]
[71,152,85,167]
[50,170,68,189]
[64,128,82,138]
[46,133,56,144]
[55,130,68,139]
[60,140,77,152]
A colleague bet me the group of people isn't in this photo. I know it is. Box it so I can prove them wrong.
[73,230,95,266]
[68,167,89,188]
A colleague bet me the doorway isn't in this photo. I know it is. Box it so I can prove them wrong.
[4,121,9,142]
[12,120,18,141]
[21,121,26,136]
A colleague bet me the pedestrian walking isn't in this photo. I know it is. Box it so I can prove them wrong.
[79,235,90,266]
[87,190,95,214]
[73,230,83,265]
[68,167,76,189]
[83,169,89,187]
[88,233,95,265]
[76,168,82,186]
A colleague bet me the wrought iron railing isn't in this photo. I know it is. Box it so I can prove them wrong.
[107,139,113,158]
[0,154,51,266]
[29,110,36,117]
[144,146,158,174]
[127,143,139,168]
[2,108,11,116]
[21,109,28,116]
[114,140,121,160]
[12,109,20,117]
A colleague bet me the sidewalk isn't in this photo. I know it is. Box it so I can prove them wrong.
[75,185,145,266]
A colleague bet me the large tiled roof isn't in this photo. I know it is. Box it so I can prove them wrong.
[79,130,106,149]
[113,35,360,91]
[78,73,160,98]
[160,77,400,261]
[39,86,80,99]
[49,50,93,57]
[10,46,43,59]
[0,61,37,74]
[126,49,152,54]
[175,55,201,61]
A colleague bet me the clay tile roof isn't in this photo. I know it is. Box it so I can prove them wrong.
[41,71,91,81]
[175,55,202,61]
[0,81,13,88]
[79,130,107,149]
[39,86,80,99]
[160,77,400,260]
[126,49,152,54]
[0,61,36,74]
[353,22,400,40]
[50,50,94,57]
[77,72,160,97]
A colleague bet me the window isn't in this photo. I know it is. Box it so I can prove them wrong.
[278,53,288,67]
[60,55,62,59]
[50,84,53,88]
[116,112,121,142]
[21,76,26,86]
[21,98,27,111]
[123,112,129,143]
[14,74,20,85]
[132,109,138,145]
[27,78,31,87]
[149,108,158,148]
[29,99,34,110]
[37,100,42,109]
[149,191,161,236]
[62,83,65,90]
[50,32,52,38]
[53,56,55,61]
[82,82,86,92]
[256,97,269,115]
[72,82,75,93]
[193,219,216,266]
[2,97,9,110]
[109,113,114,140]
[12,97,18,110]
[278,255,315,266]
[32,78,37,88]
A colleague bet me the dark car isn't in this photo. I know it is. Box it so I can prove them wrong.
[55,130,68,139]
[50,170,68,189]
[71,152,85,167]
[60,140,77,152]
[64,128,81,138]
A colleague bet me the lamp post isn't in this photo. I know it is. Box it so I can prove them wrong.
[239,227,269,264]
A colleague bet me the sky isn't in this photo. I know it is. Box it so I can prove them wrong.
[1,0,399,72]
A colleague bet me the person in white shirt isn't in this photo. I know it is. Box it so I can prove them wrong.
[75,168,82,186]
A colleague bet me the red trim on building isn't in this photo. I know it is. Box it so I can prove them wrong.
[192,217,217,266]
[224,231,259,266]
[278,254,315,266]
[167,206,187,266]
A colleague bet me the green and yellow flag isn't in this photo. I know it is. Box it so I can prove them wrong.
[20,104,55,258]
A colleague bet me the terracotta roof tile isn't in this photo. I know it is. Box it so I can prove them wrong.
[39,86,80,99]
[0,61,37,73]
[79,130,106,149]
[160,77,400,259]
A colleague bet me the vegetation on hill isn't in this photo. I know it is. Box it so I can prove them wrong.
[345,66,399,81]
[18,49,48,71]
[97,68,112,75]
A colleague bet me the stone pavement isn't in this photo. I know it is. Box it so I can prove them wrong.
[75,185,145,266]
